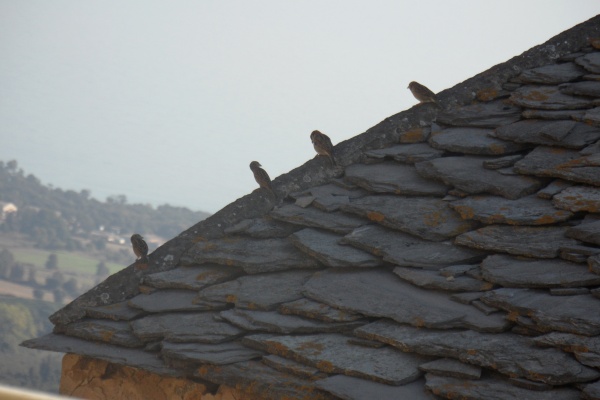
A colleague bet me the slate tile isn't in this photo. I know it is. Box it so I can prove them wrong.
[534,332,600,368]
[559,244,600,263]
[195,360,336,400]
[342,196,477,242]
[509,85,594,110]
[455,225,579,258]
[262,354,327,380]
[22,333,180,377]
[429,127,530,155]
[590,254,600,275]
[364,143,444,164]
[291,183,367,212]
[425,374,581,400]
[550,287,590,296]
[223,217,300,238]
[514,62,586,84]
[304,269,510,332]
[416,156,544,199]
[344,162,449,196]
[243,333,428,385]
[130,312,243,343]
[553,186,600,212]
[219,308,363,334]
[84,300,145,321]
[161,341,264,366]
[482,288,600,336]
[128,290,220,313]
[418,358,481,379]
[438,264,479,278]
[270,204,366,234]
[536,179,574,199]
[392,267,493,292]
[495,119,600,149]
[480,254,600,288]
[315,375,436,400]
[194,270,316,311]
[482,154,524,169]
[561,81,600,97]
[437,99,522,128]
[279,298,365,323]
[583,107,600,126]
[57,319,143,348]
[397,126,431,143]
[290,228,381,268]
[143,265,242,290]
[522,109,587,120]
[472,300,499,315]
[342,225,485,270]
[449,292,482,305]
[583,380,600,400]
[576,52,600,74]
[508,378,553,391]
[514,146,600,186]
[356,320,599,385]
[450,195,573,225]
[180,237,320,274]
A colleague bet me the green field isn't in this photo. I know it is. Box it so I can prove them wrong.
[10,247,124,275]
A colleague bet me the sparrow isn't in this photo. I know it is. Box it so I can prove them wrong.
[249,161,276,198]
[310,130,337,166]
[408,81,438,104]
[130,234,149,264]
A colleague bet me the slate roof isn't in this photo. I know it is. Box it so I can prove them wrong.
[23,16,600,400]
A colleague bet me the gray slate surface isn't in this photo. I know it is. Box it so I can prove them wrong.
[425,375,580,400]
[356,320,600,385]
[181,237,320,274]
[304,269,509,332]
[342,225,486,269]
[450,195,573,225]
[270,204,366,234]
[344,162,449,195]
[290,228,381,268]
[194,270,315,310]
[455,225,579,258]
[315,376,435,400]
[130,312,244,343]
[243,333,429,385]
[342,195,477,241]
[482,288,600,336]
[429,127,529,155]
[416,156,544,199]
[480,254,600,288]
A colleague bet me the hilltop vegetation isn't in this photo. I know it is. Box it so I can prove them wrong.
[0,296,62,392]
[0,160,210,250]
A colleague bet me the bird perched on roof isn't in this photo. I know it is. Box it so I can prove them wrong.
[130,234,148,264]
[408,81,438,104]
[310,130,337,166]
[249,161,276,198]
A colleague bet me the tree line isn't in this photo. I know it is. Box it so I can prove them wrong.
[0,160,210,250]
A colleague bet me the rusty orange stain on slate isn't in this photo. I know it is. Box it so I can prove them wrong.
[476,88,499,102]
[400,128,426,143]
[367,211,385,222]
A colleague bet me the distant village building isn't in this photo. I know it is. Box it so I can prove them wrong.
[0,202,17,222]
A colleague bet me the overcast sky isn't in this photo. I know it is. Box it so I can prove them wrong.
[1,1,600,213]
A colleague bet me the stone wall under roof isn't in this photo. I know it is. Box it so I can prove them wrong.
[23,15,600,400]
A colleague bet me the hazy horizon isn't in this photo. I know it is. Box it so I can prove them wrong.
[2,1,600,213]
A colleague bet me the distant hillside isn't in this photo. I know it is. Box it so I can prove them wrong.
[0,296,62,392]
[0,160,210,250]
